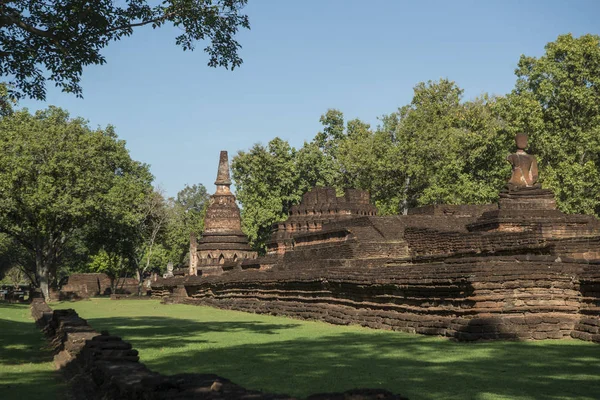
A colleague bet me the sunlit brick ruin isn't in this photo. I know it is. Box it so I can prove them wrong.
[266,186,378,257]
[188,151,257,277]
[153,137,600,343]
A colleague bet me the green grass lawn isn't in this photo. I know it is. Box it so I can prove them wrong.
[0,303,65,400]
[51,298,600,400]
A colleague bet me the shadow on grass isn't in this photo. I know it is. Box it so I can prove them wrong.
[0,317,52,365]
[79,316,302,348]
[0,303,53,366]
[0,304,64,400]
[81,314,600,400]
[0,370,65,400]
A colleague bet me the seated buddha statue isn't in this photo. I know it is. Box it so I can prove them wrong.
[505,133,540,191]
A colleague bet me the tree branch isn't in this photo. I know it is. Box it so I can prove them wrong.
[104,12,177,35]
[6,13,69,54]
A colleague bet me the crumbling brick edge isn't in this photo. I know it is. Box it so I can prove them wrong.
[30,298,408,400]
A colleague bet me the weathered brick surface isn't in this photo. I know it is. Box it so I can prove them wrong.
[60,273,112,298]
[154,257,599,341]
[572,265,600,343]
[267,187,378,256]
[408,204,497,216]
[153,216,600,343]
[30,299,408,400]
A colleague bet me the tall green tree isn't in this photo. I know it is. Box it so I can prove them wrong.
[499,33,600,216]
[337,116,407,214]
[232,138,300,252]
[232,34,600,244]
[163,183,210,267]
[295,141,339,195]
[0,83,16,116]
[232,114,374,251]
[130,188,168,293]
[1,0,250,100]
[175,183,210,238]
[314,109,345,158]
[0,106,152,299]
[336,81,510,214]
[0,232,31,282]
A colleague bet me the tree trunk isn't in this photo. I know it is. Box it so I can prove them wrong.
[401,176,411,215]
[110,278,116,295]
[136,269,142,296]
[36,247,50,301]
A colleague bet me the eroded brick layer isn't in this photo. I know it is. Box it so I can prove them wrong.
[154,256,598,341]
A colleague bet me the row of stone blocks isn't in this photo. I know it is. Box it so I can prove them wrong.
[154,258,600,343]
[30,299,408,400]
[175,296,578,341]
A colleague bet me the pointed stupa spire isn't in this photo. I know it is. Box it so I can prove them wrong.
[215,150,232,186]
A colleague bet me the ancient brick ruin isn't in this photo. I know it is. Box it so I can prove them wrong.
[58,273,139,299]
[153,139,600,342]
[189,151,257,277]
[267,186,378,257]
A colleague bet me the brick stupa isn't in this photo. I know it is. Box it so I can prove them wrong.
[189,151,256,276]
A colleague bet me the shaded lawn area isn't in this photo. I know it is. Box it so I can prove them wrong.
[54,298,600,400]
[0,303,65,400]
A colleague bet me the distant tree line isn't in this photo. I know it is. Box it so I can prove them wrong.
[232,34,600,252]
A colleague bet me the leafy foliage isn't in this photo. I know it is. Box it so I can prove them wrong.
[0,83,16,116]
[164,183,210,266]
[499,33,600,216]
[0,106,153,298]
[232,138,300,252]
[232,34,600,243]
[86,183,209,288]
[0,0,250,100]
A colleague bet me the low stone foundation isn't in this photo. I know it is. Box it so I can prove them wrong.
[109,293,153,300]
[30,299,408,400]
[154,256,600,343]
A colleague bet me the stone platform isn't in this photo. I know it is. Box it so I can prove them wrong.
[153,201,600,342]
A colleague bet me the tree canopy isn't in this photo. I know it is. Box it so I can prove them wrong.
[0,106,153,298]
[231,138,301,252]
[0,0,250,100]
[0,101,212,296]
[499,33,600,216]
[232,34,600,252]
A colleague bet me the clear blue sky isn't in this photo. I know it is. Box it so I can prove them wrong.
[20,0,600,198]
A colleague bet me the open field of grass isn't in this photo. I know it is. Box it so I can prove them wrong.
[51,298,600,400]
[0,303,64,400]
